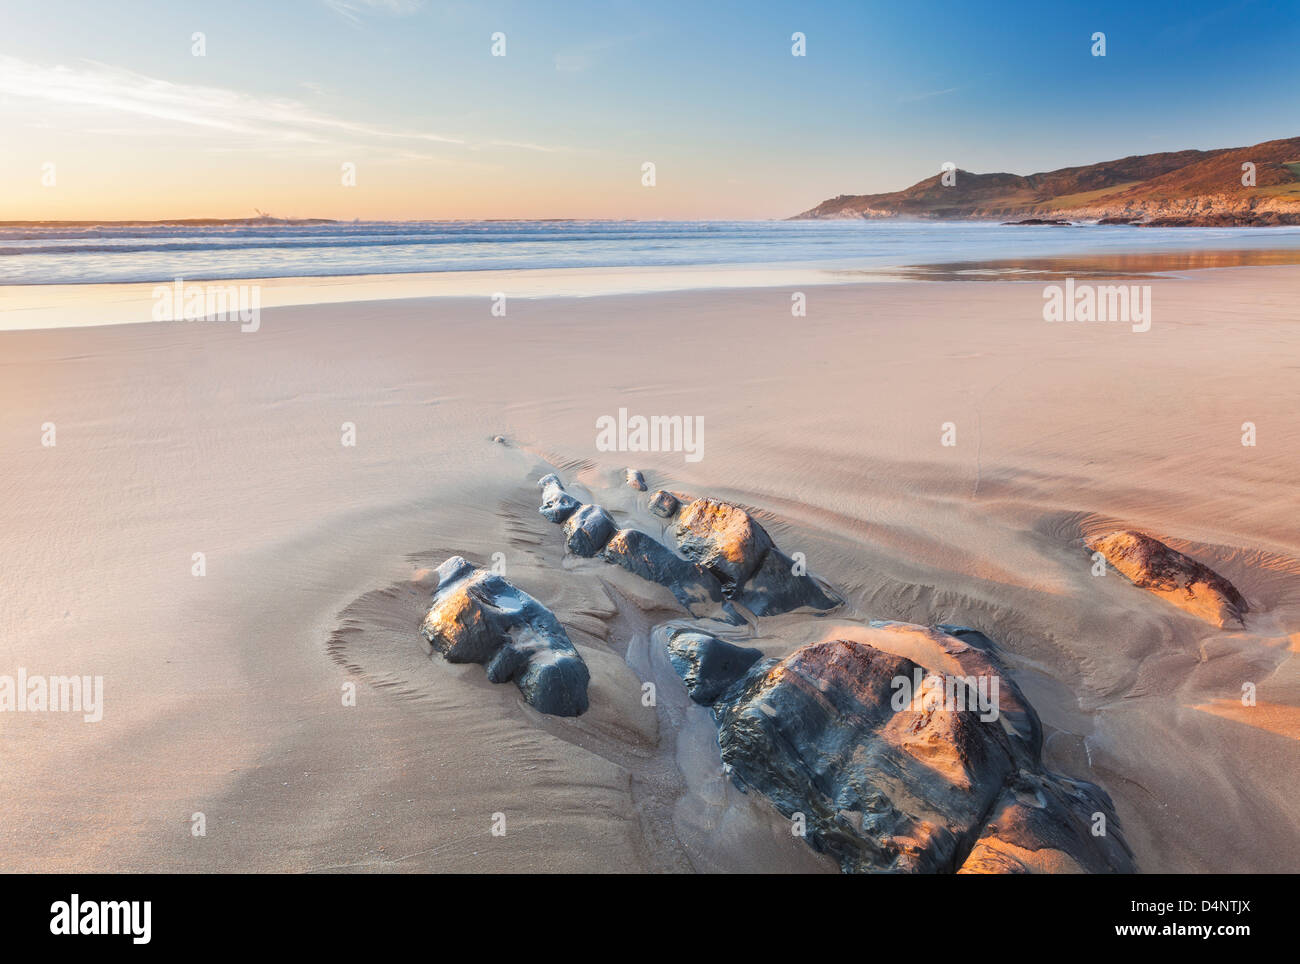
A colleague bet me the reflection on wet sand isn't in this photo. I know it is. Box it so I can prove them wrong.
[841,248,1300,282]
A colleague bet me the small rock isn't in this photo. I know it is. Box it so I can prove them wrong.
[602,528,728,616]
[648,489,680,518]
[674,497,775,587]
[1085,529,1247,628]
[537,474,580,523]
[739,546,840,616]
[625,468,647,491]
[674,497,839,615]
[958,771,1134,874]
[562,503,616,557]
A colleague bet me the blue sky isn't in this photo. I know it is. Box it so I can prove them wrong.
[1,0,1296,219]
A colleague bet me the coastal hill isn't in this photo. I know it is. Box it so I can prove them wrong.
[794,136,1300,225]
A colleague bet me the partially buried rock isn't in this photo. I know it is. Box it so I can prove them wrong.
[602,529,732,617]
[670,626,1134,874]
[420,555,590,716]
[675,498,774,586]
[538,474,580,523]
[563,503,616,557]
[1086,529,1247,628]
[957,771,1134,874]
[625,468,647,491]
[707,637,1015,873]
[663,626,762,705]
[648,489,680,519]
[673,497,839,615]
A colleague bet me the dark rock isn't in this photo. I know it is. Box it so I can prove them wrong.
[671,626,1135,874]
[663,626,762,704]
[710,637,1015,873]
[625,468,647,491]
[420,556,589,716]
[537,476,837,617]
[938,624,1043,762]
[537,474,581,523]
[648,489,680,518]
[1085,529,1247,628]
[673,497,839,615]
[739,546,841,616]
[674,497,775,586]
[539,492,580,523]
[1002,218,1073,225]
[602,528,729,616]
[958,771,1134,874]
[562,503,616,557]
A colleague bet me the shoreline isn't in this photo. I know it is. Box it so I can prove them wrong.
[5,252,1300,332]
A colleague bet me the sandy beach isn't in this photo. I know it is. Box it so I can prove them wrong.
[1,265,1297,873]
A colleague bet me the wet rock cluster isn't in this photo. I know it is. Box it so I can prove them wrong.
[538,474,840,620]
[415,469,1144,873]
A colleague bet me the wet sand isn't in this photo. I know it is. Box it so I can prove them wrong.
[0,265,1297,872]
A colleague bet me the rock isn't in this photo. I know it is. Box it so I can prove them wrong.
[674,498,775,586]
[663,626,762,704]
[671,626,1134,874]
[537,476,836,617]
[648,489,680,518]
[625,468,647,491]
[536,475,746,623]
[957,771,1134,874]
[938,624,1043,762]
[738,546,841,616]
[420,556,589,716]
[491,435,507,444]
[673,497,839,615]
[602,528,730,616]
[1086,529,1247,628]
[538,474,581,523]
[539,491,580,523]
[562,503,616,557]
[706,637,1016,873]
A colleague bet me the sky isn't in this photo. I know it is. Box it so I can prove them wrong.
[1,0,1297,221]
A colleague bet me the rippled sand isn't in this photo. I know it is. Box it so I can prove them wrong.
[1,265,1296,871]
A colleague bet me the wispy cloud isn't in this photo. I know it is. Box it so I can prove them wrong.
[0,55,462,149]
[324,0,424,25]
[899,86,961,104]
[553,34,642,74]
[0,56,573,159]
[487,139,567,154]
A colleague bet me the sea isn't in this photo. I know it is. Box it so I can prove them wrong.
[4,219,1300,285]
